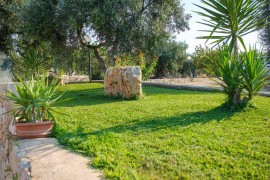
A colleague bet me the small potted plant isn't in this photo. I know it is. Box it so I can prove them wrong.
[6,76,63,139]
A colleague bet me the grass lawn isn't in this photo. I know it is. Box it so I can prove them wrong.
[53,83,270,179]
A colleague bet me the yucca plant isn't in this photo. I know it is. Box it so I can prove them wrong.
[195,0,265,55]
[195,0,268,106]
[206,46,243,105]
[240,47,270,99]
[6,76,63,122]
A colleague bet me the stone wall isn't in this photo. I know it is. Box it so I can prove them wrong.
[104,66,142,99]
[0,83,30,180]
[0,83,14,179]
[60,75,90,85]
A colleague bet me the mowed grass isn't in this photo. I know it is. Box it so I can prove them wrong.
[53,83,270,179]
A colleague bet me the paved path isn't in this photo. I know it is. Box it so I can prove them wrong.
[16,138,102,180]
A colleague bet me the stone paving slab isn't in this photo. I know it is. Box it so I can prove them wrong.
[15,138,102,180]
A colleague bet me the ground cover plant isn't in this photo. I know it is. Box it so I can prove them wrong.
[54,83,270,179]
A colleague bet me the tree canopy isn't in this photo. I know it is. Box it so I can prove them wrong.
[0,0,19,54]
[155,41,187,78]
[16,0,191,64]
[258,0,270,55]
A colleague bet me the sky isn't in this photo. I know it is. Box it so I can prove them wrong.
[176,0,260,54]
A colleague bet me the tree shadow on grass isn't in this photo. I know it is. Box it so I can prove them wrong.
[55,86,222,107]
[143,86,218,95]
[54,87,127,107]
[55,105,238,141]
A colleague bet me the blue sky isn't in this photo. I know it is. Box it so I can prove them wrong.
[176,0,260,53]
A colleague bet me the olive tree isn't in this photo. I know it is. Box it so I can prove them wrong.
[16,0,191,71]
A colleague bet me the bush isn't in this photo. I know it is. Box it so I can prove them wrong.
[6,76,63,122]
[206,46,243,105]
[207,46,270,106]
[241,48,270,99]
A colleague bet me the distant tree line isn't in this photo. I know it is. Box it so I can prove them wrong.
[259,0,270,56]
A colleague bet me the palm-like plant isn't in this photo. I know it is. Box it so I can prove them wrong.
[206,46,243,104]
[241,47,270,99]
[6,76,63,122]
[23,46,51,78]
[195,0,269,106]
[195,0,265,54]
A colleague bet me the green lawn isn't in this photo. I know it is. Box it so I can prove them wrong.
[54,83,270,179]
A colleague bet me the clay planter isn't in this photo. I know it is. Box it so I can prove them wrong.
[14,121,54,139]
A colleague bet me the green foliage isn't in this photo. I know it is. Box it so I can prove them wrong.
[6,76,63,122]
[196,0,269,106]
[141,59,158,81]
[11,43,53,79]
[115,54,136,67]
[113,51,158,80]
[193,45,219,75]
[195,0,265,54]
[15,0,191,63]
[0,0,21,54]
[155,41,187,78]
[258,0,270,55]
[207,46,270,105]
[180,57,196,78]
[54,83,270,179]
[240,47,270,99]
[206,46,243,105]
[53,47,87,76]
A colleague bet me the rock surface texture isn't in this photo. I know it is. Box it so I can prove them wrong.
[0,83,15,179]
[60,75,90,85]
[104,66,142,99]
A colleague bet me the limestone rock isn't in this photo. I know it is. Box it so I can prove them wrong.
[0,82,22,179]
[104,66,142,99]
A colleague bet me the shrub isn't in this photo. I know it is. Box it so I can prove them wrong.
[6,76,63,122]
[207,46,270,106]
[240,47,270,100]
[207,46,243,105]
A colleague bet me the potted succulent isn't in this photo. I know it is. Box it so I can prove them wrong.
[6,76,63,139]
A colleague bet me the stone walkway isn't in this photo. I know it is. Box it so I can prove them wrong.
[15,138,102,180]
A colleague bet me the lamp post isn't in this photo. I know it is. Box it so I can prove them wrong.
[187,56,193,79]
[85,35,92,83]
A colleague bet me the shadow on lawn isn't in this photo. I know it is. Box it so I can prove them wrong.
[55,87,125,107]
[143,86,218,96]
[56,105,237,141]
[55,86,221,107]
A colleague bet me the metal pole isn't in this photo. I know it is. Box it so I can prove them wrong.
[88,47,91,82]
[189,60,192,78]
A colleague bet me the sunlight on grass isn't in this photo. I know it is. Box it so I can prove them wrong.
[54,83,270,179]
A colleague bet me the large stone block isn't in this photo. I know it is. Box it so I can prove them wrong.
[104,66,142,99]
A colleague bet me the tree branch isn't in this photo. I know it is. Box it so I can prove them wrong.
[77,28,106,49]
[141,0,154,14]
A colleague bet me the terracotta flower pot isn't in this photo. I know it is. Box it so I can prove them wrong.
[14,121,54,139]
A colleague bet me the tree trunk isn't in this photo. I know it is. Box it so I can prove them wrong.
[93,48,107,73]
[233,89,241,106]
[232,37,241,105]
[110,43,119,67]
[233,36,239,58]
[155,64,166,78]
